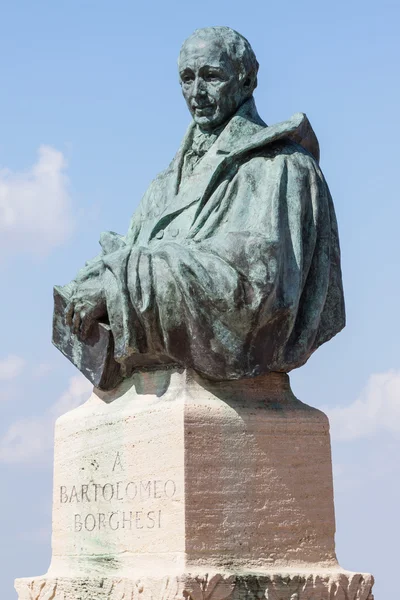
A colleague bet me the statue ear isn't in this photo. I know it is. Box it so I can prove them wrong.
[242,71,257,94]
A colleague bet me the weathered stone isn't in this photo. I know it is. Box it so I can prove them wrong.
[15,371,374,598]
[15,572,374,600]
[47,371,336,572]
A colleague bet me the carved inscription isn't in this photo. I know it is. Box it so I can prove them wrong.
[73,509,162,532]
[59,452,177,533]
[60,479,177,503]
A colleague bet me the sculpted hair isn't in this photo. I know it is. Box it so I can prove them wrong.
[179,26,259,94]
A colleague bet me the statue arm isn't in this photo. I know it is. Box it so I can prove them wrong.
[71,178,153,289]
[63,191,149,335]
[69,171,157,292]
[72,232,126,284]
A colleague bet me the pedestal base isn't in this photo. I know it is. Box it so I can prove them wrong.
[15,570,374,600]
[15,369,375,599]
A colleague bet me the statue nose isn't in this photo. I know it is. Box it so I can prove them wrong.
[193,77,206,97]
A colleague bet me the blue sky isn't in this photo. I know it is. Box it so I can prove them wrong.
[1,1,399,598]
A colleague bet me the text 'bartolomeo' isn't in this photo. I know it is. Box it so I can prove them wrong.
[60,480,177,503]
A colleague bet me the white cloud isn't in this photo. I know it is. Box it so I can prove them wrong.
[0,145,74,259]
[325,369,400,441]
[32,362,54,379]
[0,355,25,381]
[0,375,92,464]
[49,374,92,418]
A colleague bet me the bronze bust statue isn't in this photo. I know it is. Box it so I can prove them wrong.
[53,26,345,390]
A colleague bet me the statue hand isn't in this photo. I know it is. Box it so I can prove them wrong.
[65,287,107,339]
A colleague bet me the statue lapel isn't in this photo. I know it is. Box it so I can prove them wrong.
[149,130,230,241]
[149,101,310,241]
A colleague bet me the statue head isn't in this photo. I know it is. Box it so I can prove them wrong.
[178,26,259,132]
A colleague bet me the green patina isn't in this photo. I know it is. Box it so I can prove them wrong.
[53,26,345,390]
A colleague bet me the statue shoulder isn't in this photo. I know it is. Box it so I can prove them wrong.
[237,110,320,164]
[239,139,322,178]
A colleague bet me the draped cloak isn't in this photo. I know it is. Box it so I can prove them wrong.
[72,98,345,380]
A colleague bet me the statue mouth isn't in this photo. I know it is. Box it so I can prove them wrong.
[193,104,214,114]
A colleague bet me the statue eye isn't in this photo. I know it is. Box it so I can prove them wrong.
[181,74,194,84]
[204,72,223,82]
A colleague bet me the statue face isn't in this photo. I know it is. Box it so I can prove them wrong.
[179,37,246,132]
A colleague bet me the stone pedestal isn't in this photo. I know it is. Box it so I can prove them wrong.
[15,370,374,599]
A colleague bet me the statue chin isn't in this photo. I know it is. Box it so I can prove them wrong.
[193,113,220,131]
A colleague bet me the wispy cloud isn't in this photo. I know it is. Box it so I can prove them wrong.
[0,375,92,464]
[325,370,400,440]
[32,362,54,379]
[0,145,74,260]
[0,355,25,381]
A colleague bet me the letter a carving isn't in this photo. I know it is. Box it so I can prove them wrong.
[112,452,123,472]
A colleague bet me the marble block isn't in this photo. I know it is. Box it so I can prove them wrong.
[15,369,374,599]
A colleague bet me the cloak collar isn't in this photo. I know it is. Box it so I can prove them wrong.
[149,98,320,240]
[209,96,320,163]
[176,96,320,168]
